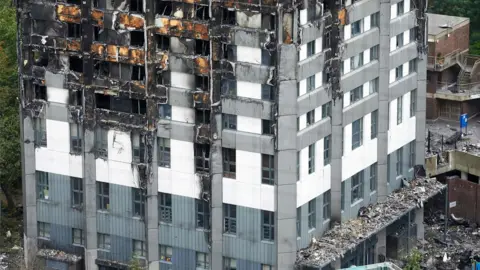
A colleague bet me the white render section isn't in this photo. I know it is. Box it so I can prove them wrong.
[300,9,308,26]
[344,24,352,40]
[236,12,261,28]
[299,44,307,62]
[403,62,409,77]
[342,113,378,180]
[298,114,307,131]
[237,81,261,100]
[157,140,200,199]
[314,107,322,122]
[170,71,195,90]
[405,0,410,13]
[364,15,371,32]
[47,87,69,104]
[391,3,398,20]
[343,58,351,75]
[237,115,261,134]
[95,130,140,188]
[404,30,410,45]
[343,93,351,108]
[390,36,396,52]
[171,106,195,124]
[388,92,416,154]
[315,37,323,53]
[364,48,371,65]
[315,72,323,88]
[299,78,307,96]
[35,120,83,177]
[389,68,396,84]
[223,150,275,211]
[297,138,332,207]
[237,46,262,64]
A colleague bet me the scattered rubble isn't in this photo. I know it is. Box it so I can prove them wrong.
[37,249,82,263]
[0,254,6,270]
[296,178,446,268]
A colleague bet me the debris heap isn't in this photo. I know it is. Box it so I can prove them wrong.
[37,249,82,263]
[296,177,446,268]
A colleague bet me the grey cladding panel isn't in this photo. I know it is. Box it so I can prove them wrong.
[390,11,416,37]
[389,73,418,101]
[298,53,325,81]
[347,0,380,23]
[157,121,195,142]
[97,234,133,263]
[222,130,274,155]
[343,94,379,126]
[297,118,331,150]
[341,62,379,93]
[297,88,330,117]
[46,103,69,122]
[343,29,380,60]
[389,43,417,70]
[296,192,331,249]
[222,98,272,120]
[171,247,196,270]
[169,87,193,108]
[235,63,272,85]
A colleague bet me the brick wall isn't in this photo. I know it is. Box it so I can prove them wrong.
[429,23,470,57]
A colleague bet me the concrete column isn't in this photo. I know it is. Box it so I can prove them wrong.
[211,113,223,269]
[147,135,159,270]
[377,0,392,202]
[415,50,427,167]
[330,101,343,222]
[22,116,38,269]
[84,130,98,270]
[375,228,387,263]
[461,171,468,180]
[415,207,425,241]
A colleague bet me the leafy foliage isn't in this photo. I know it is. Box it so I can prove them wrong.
[403,249,422,270]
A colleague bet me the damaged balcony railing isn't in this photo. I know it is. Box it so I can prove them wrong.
[435,81,480,97]
[427,49,463,70]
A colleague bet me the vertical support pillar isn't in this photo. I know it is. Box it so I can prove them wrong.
[415,207,425,241]
[375,228,387,263]
[377,0,392,202]
[84,130,98,270]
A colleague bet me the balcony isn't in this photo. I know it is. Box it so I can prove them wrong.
[434,82,480,101]
[427,49,468,71]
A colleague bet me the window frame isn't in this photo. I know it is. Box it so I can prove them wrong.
[371,110,378,139]
[369,78,379,94]
[306,110,315,126]
[34,117,47,147]
[95,127,108,158]
[370,45,379,61]
[396,33,404,49]
[351,171,364,203]
[37,171,49,200]
[296,207,301,237]
[323,190,331,220]
[132,133,146,163]
[223,114,237,130]
[409,59,417,73]
[370,163,377,192]
[97,182,110,211]
[133,239,147,258]
[261,84,274,101]
[397,0,404,15]
[308,143,315,174]
[70,123,82,153]
[72,228,84,246]
[409,141,416,168]
[350,52,364,71]
[306,75,315,92]
[410,89,417,117]
[158,104,172,119]
[159,192,172,224]
[350,85,363,104]
[351,20,362,37]
[308,199,316,230]
[98,233,111,250]
[159,245,173,263]
[397,96,403,125]
[223,148,236,178]
[395,65,403,80]
[196,199,211,230]
[307,40,315,57]
[322,102,331,119]
[71,177,84,208]
[132,188,146,218]
[323,135,331,166]
[224,257,237,270]
[261,154,275,185]
[396,148,403,176]
[38,222,50,239]
[262,119,274,135]
[158,137,171,168]
[223,204,237,235]
[341,181,345,211]
[261,210,275,241]
[352,118,363,150]
[196,252,210,269]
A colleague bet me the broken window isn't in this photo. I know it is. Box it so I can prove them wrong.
[132,133,146,163]
[70,123,82,153]
[71,177,83,207]
[195,75,209,91]
[132,99,147,114]
[37,171,49,200]
[38,222,50,239]
[261,84,274,101]
[323,190,331,220]
[156,1,172,16]
[33,51,48,67]
[352,117,363,150]
[195,39,210,56]
[222,8,236,25]
[350,85,363,104]
[371,110,378,139]
[195,144,210,173]
[34,117,47,147]
[195,5,210,20]
[158,137,171,168]
[132,188,145,218]
[261,49,275,66]
[34,84,47,100]
[93,26,100,41]
[223,44,236,61]
[222,148,236,179]
[156,72,168,85]
[262,119,273,135]
[396,148,403,176]
[130,31,145,47]
[69,55,83,73]
[159,193,172,224]
[97,182,110,211]
[322,102,331,119]
[351,170,364,203]
[196,199,210,230]
[262,210,274,241]
[306,110,315,127]
[223,203,237,234]
[308,199,316,229]
[397,96,403,125]
[222,114,237,130]
[158,104,172,119]
[262,14,276,31]
[72,228,84,246]
[66,0,81,4]
[308,143,315,174]
[221,78,236,96]
[196,110,210,125]
[67,23,82,38]
[69,90,83,107]
[370,163,377,192]
[95,127,108,159]
[95,94,146,115]
[324,135,331,166]
[131,66,145,81]
[94,61,110,77]
[130,0,143,12]
[261,154,274,185]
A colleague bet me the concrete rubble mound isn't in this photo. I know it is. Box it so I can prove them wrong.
[37,249,82,263]
[296,177,446,268]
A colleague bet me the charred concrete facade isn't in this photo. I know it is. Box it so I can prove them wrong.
[17,0,427,270]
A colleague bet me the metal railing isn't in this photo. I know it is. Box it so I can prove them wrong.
[427,49,461,70]
[435,81,480,96]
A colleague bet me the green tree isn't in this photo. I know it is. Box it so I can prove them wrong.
[0,0,20,210]
[404,249,422,270]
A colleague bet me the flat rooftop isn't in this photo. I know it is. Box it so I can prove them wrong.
[296,178,445,268]
[427,13,469,37]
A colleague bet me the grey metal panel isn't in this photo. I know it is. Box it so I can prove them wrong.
[169,87,193,108]
[343,29,380,60]
[298,53,325,81]
[222,206,275,265]
[390,11,416,37]
[222,98,272,120]
[97,234,132,263]
[238,259,262,270]
[159,262,173,270]
[157,121,195,142]
[232,29,262,48]
[300,24,324,45]
[296,118,332,150]
[36,172,83,229]
[342,93,379,126]
[222,130,275,155]
[389,73,418,101]
[46,103,69,122]
[296,192,330,250]
[341,62,379,94]
[46,259,69,270]
[158,195,209,252]
[235,63,273,85]
[297,87,330,117]
[96,184,145,240]
[389,42,417,70]
[171,247,196,270]
[347,0,380,24]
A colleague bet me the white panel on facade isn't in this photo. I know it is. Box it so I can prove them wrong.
[388,92,416,154]
[404,30,410,45]
[223,178,262,210]
[47,87,69,104]
[171,106,195,124]
[46,120,70,153]
[343,92,350,108]
[343,124,353,155]
[35,148,83,178]
[158,167,172,194]
[364,15,371,32]
[170,71,195,90]
[315,37,323,53]
[237,115,262,134]
[315,107,322,122]
[389,69,396,84]
[299,79,307,96]
[96,159,109,183]
[109,160,139,188]
[364,48,370,65]
[343,58,351,75]
[390,36,396,52]
[299,44,307,62]
[363,81,370,98]
[315,72,323,88]
[260,184,275,212]
[235,11,261,28]
[237,81,262,100]
[342,138,378,181]
[344,24,352,40]
[403,62,409,77]
[171,140,195,175]
[237,46,262,64]
[300,9,308,26]
[299,114,307,131]
[405,0,410,13]
[391,4,397,19]
[108,130,132,164]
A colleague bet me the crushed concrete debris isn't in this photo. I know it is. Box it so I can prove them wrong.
[37,249,82,263]
[0,254,6,270]
[296,178,446,268]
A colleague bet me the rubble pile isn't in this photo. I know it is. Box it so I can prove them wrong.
[426,120,480,158]
[37,249,82,263]
[296,178,446,268]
